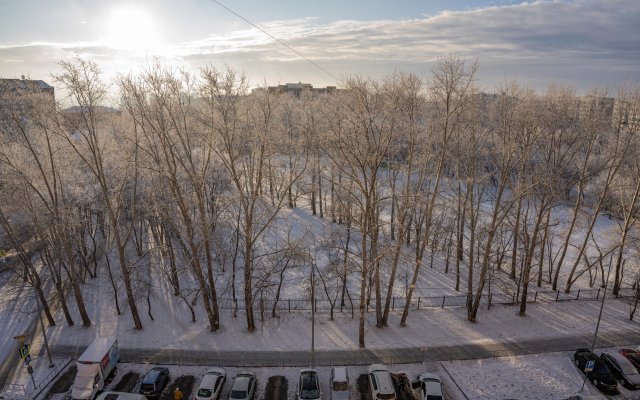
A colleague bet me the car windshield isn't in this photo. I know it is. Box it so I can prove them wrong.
[143,370,161,384]
[230,390,247,399]
[198,388,213,397]
[300,372,319,399]
[426,396,442,400]
[376,393,395,400]
[333,381,348,391]
[141,383,155,392]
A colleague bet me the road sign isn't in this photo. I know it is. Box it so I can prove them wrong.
[19,344,30,360]
[585,360,595,372]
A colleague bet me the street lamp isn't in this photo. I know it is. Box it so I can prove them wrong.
[33,287,54,368]
[580,259,612,392]
[310,251,316,368]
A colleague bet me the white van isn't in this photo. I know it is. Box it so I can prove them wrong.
[95,392,147,400]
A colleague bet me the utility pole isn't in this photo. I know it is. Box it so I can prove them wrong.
[310,251,315,368]
[581,260,612,392]
[34,287,54,368]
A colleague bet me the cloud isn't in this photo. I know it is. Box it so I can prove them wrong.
[1,0,639,90]
[177,0,639,62]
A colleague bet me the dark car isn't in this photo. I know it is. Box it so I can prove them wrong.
[620,349,640,372]
[297,369,321,400]
[601,351,640,390]
[573,348,618,393]
[139,367,170,399]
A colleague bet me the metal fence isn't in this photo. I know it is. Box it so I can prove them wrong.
[217,287,637,314]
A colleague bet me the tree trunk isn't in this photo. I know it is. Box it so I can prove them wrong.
[511,196,523,280]
[520,201,546,316]
[537,209,551,287]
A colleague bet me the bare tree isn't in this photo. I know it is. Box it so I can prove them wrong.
[611,83,640,295]
[401,55,478,327]
[53,59,143,329]
[323,76,399,347]
[118,62,223,331]
[0,87,90,326]
[199,67,306,332]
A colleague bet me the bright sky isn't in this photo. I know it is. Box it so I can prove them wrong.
[0,0,639,92]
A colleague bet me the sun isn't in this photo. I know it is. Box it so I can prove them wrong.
[106,7,157,50]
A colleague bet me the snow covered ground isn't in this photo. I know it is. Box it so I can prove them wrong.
[442,347,640,400]
[39,286,640,355]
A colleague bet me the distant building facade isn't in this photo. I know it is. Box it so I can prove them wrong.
[0,76,55,98]
[259,82,340,97]
[0,76,55,131]
[578,95,615,126]
[612,96,640,131]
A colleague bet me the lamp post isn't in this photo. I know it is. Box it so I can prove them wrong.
[34,287,54,368]
[310,251,315,368]
[580,260,612,392]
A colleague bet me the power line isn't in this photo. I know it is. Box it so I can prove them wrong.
[209,0,341,83]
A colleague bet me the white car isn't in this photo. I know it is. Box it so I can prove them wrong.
[196,368,227,400]
[297,369,321,400]
[330,367,350,400]
[368,365,396,400]
[418,373,443,400]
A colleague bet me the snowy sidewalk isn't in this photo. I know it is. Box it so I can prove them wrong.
[49,328,640,367]
[46,297,640,367]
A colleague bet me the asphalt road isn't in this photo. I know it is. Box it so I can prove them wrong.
[0,312,38,390]
[50,328,640,367]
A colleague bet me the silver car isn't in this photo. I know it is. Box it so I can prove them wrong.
[196,368,227,400]
[229,372,256,400]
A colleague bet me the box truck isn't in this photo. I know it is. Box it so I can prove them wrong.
[71,338,119,400]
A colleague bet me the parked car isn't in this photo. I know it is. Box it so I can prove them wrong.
[601,351,640,390]
[620,348,640,372]
[330,367,350,400]
[297,369,321,400]
[368,365,396,400]
[196,368,227,400]
[573,348,617,393]
[229,372,256,400]
[417,373,443,400]
[96,392,146,400]
[139,367,170,399]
